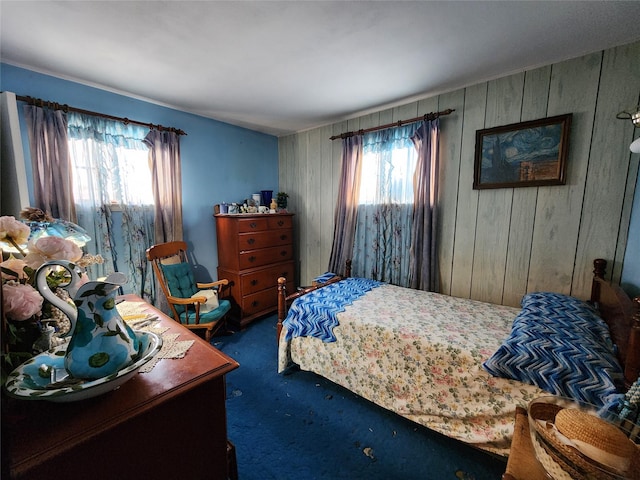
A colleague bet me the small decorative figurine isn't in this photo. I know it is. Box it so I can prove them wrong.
[270,198,277,211]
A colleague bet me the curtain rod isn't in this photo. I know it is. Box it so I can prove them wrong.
[15,94,187,136]
[330,108,454,140]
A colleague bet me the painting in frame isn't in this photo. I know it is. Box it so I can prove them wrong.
[473,114,572,189]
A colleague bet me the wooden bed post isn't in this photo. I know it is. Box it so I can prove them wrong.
[591,258,606,300]
[277,277,287,344]
[590,258,640,389]
[276,260,352,346]
[626,297,640,387]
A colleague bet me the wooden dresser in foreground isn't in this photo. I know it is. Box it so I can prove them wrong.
[215,213,295,329]
[1,295,239,480]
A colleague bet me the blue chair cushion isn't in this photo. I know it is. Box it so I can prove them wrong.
[159,262,199,314]
[179,299,231,325]
[159,261,230,323]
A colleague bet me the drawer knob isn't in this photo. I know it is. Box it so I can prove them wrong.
[251,279,258,286]
[277,220,284,227]
[250,222,257,229]
[249,255,256,263]
[280,250,287,257]
[247,238,255,245]
[251,300,259,308]
[280,235,287,241]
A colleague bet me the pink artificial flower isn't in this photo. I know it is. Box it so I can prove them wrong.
[0,258,29,281]
[0,216,30,248]
[76,272,89,288]
[2,281,44,321]
[24,236,83,269]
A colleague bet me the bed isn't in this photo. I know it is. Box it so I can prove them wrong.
[276,259,640,456]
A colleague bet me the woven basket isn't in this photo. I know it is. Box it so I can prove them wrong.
[528,397,640,480]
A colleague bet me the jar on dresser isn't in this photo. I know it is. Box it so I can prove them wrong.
[215,213,295,329]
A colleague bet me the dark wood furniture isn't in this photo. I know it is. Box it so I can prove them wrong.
[216,213,295,329]
[1,295,239,480]
[502,407,548,480]
[592,258,640,389]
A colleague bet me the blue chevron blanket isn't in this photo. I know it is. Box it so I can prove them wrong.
[283,278,383,342]
[483,292,624,409]
[313,272,339,284]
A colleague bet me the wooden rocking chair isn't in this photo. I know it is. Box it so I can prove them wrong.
[146,241,231,341]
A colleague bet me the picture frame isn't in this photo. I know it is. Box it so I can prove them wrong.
[473,114,572,189]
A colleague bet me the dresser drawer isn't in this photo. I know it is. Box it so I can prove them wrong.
[236,217,270,233]
[238,229,293,250]
[240,261,295,296]
[241,281,294,316]
[241,288,277,316]
[267,216,293,230]
[238,245,293,270]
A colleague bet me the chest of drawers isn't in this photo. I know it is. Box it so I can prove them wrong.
[215,213,295,328]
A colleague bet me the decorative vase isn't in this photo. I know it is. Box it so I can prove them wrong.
[35,262,140,380]
[261,190,273,207]
[64,272,140,379]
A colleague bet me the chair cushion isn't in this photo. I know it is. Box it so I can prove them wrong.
[180,299,231,325]
[160,262,198,314]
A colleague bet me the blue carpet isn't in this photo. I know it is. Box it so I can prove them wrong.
[213,314,507,480]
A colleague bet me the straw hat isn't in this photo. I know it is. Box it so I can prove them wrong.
[528,399,640,480]
[555,408,636,473]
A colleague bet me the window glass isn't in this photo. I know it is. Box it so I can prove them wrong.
[359,127,417,205]
[358,145,416,205]
[68,122,153,206]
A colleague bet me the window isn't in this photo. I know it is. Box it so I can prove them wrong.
[68,128,153,207]
[67,112,155,297]
[352,125,419,285]
[359,141,416,205]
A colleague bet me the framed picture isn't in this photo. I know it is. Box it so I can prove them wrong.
[473,114,572,189]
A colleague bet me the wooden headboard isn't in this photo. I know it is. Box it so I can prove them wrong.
[590,258,640,390]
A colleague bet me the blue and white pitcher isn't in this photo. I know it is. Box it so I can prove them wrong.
[35,261,140,380]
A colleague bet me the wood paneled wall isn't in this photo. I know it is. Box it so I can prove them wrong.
[279,41,640,306]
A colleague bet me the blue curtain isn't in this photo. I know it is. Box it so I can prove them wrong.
[409,119,440,291]
[328,135,363,276]
[23,105,76,221]
[67,112,155,298]
[143,129,183,311]
[144,130,183,244]
[351,124,420,286]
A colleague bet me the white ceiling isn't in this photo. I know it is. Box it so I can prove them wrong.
[2,1,640,137]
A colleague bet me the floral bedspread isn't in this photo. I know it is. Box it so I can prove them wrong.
[278,283,549,456]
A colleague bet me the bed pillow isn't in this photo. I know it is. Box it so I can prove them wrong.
[482,292,624,408]
[520,292,615,347]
